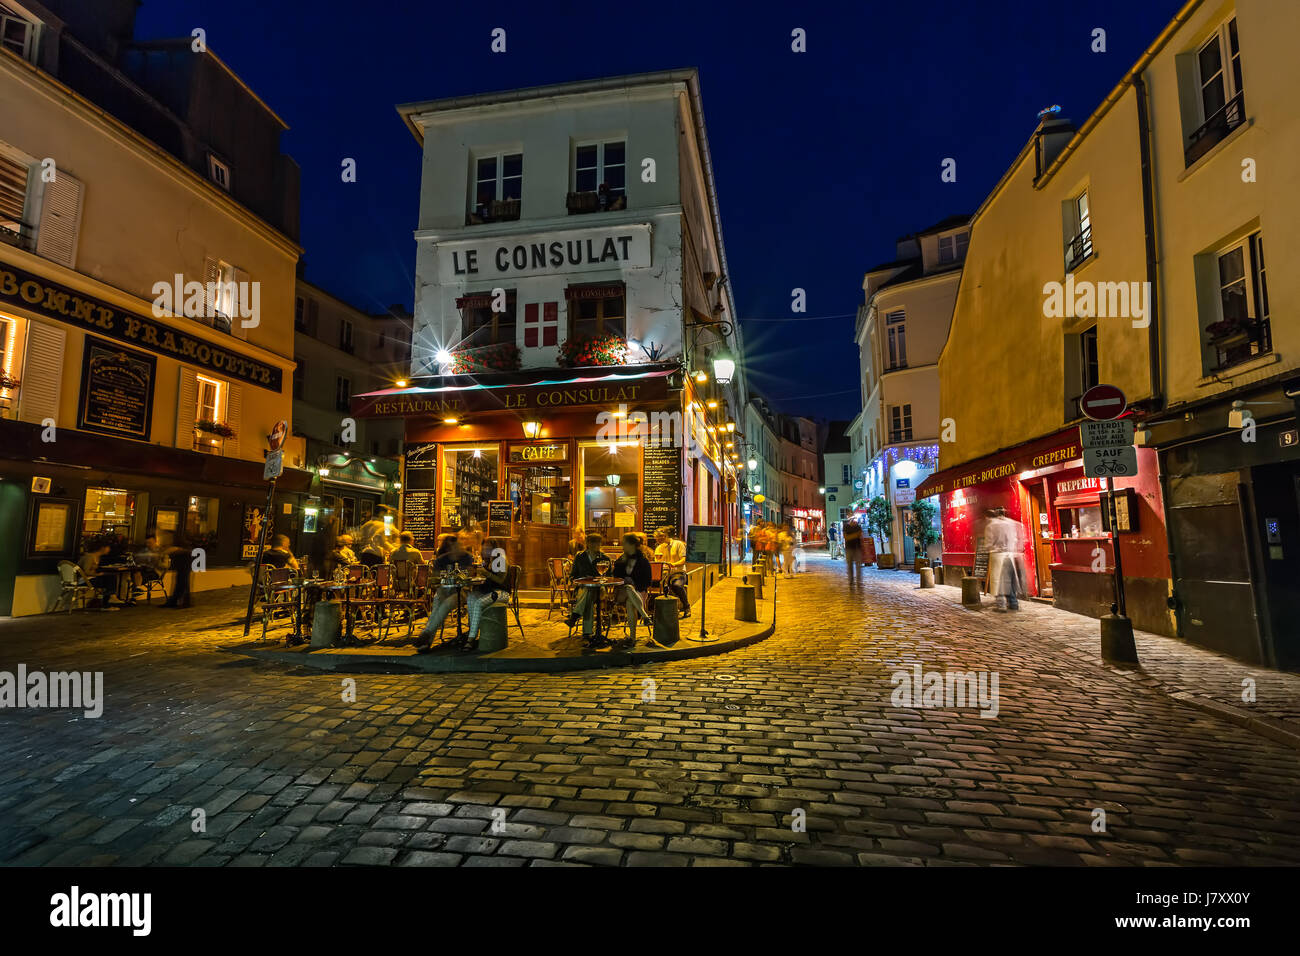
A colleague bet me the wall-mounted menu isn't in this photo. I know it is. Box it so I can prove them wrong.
[488,499,514,536]
[403,490,438,549]
[642,445,682,534]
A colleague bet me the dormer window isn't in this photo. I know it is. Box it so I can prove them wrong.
[207,154,231,191]
[0,2,40,64]
[938,231,969,264]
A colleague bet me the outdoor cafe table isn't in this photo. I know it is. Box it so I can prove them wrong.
[438,570,486,642]
[570,575,622,645]
[95,563,136,606]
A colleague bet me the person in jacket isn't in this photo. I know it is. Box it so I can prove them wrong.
[414,534,473,651]
[842,518,864,586]
[568,533,612,640]
[355,506,396,566]
[613,533,656,645]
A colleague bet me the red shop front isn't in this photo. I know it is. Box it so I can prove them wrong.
[916,427,1174,635]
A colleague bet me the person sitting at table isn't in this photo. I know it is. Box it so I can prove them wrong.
[653,526,691,618]
[356,506,396,567]
[460,536,511,651]
[78,541,119,608]
[413,534,473,652]
[330,534,358,572]
[613,533,656,643]
[567,533,612,639]
[261,534,299,571]
[389,531,425,566]
[567,530,587,557]
[130,531,167,601]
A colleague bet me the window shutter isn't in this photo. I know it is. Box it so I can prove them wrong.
[232,268,250,339]
[306,297,319,335]
[34,169,83,268]
[17,321,64,424]
[224,382,242,457]
[203,257,221,321]
[175,368,198,448]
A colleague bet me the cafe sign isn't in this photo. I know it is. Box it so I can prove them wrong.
[0,260,282,391]
[77,337,156,440]
[437,224,652,283]
[355,374,669,418]
[508,442,568,463]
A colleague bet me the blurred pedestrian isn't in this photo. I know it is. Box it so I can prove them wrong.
[842,518,864,586]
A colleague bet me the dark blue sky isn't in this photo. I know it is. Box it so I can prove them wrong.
[138,0,1183,420]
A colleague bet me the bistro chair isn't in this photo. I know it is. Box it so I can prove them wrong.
[392,559,415,595]
[137,567,168,606]
[258,567,297,641]
[546,557,573,620]
[54,560,93,613]
[503,565,526,640]
[650,561,666,596]
[380,564,433,642]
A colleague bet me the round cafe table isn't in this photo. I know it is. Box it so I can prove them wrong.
[439,571,486,642]
[570,576,622,645]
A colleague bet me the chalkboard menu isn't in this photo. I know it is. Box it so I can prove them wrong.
[972,532,990,582]
[642,445,682,534]
[77,337,155,440]
[404,442,439,489]
[488,499,514,536]
[403,490,438,549]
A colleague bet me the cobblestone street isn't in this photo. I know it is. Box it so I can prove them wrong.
[2,554,1299,867]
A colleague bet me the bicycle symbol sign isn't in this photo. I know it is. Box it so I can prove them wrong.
[1083,445,1138,478]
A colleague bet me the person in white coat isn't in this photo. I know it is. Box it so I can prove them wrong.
[986,508,1027,611]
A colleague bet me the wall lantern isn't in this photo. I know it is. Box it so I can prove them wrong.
[712,349,736,385]
[747,459,758,470]
[522,420,542,438]
[606,474,621,486]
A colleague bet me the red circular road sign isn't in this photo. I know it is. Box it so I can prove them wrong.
[1080,384,1127,421]
[268,419,288,451]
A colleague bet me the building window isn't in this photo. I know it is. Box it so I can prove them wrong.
[294,296,305,330]
[1186,17,1245,165]
[889,404,912,443]
[441,444,499,533]
[339,319,353,353]
[885,310,907,370]
[569,291,625,341]
[335,376,351,413]
[462,294,517,348]
[523,301,559,348]
[82,488,135,545]
[1081,325,1100,392]
[207,154,231,191]
[571,140,626,212]
[193,375,224,452]
[293,362,305,400]
[0,3,39,63]
[1207,232,1270,371]
[471,152,522,223]
[186,495,219,541]
[0,147,32,248]
[1065,191,1093,271]
[955,231,969,259]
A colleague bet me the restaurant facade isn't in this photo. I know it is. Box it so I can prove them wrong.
[0,6,303,615]
[365,71,746,588]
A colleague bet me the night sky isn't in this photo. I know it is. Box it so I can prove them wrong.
[136,0,1184,420]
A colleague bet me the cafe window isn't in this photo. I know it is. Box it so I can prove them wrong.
[569,289,625,341]
[462,294,517,348]
[579,441,639,537]
[186,495,219,540]
[442,445,499,532]
[83,487,135,542]
[1057,503,1104,538]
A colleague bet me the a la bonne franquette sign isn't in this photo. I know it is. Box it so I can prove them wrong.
[437,224,652,283]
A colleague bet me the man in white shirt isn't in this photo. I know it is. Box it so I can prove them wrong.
[653,526,690,618]
[985,508,1026,611]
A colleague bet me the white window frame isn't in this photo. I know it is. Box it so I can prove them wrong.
[0,1,41,64]
[885,310,906,369]
[1195,17,1243,124]
[473,151,523,206]
[1065,190,1093,269]
[1214,233,1266,325]
[573,140,626,196]
[207,154,231,192]
[195,374,224,424]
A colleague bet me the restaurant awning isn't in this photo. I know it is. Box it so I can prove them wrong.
[914,428,1083,499]
[351,363,681,419]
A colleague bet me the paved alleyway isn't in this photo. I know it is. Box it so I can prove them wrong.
[2,555,1299,867]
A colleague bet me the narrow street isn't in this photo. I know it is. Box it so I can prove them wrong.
[3,554,1298,867]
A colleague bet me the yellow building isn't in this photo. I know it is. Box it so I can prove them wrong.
[0,2,301,615]
[921,0,1300,666]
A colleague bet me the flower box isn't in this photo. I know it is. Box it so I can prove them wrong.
[451,343,521,374]
[558,333,628,368]
[195,419,236,439]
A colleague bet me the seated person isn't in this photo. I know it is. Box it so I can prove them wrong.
[459,537,510,650]
[653,526,691,618]
[329,534,359,573]
[389,531,425,565]
[567,531,587,557]
[567,533,613,641]
[78,542,118,606]
[261,534,299,571]
[413,534,472,651]
[613,533,655,644]
[130,532,168,599]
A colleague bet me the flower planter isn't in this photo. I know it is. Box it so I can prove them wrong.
[913,556,931,573]
[876,554,896,569]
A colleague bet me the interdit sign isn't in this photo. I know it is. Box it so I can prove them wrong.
[437,224,652,283]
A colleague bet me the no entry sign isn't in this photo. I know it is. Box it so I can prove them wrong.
[1080,384,1127,421]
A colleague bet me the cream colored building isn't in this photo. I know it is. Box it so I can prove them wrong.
[0,0,301,615]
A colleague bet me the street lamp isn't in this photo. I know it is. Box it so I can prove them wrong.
[818,486,826,494]
[748,459,758,470]
[712,348,735,385]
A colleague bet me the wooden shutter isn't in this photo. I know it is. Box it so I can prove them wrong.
[232,267,250,340]
[34,169,83,268]
[224,382,242,457]
[306,297,319,335]
[16,321,64,424]
[175,368,197,448]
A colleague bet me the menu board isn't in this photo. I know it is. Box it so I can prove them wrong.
[403,490,439,549]
[77,337,155,440]
[404,442,439,489]
[685,524,724,565]
[487,499,514,536]
[972,531,990,583]
[641,445,682,535]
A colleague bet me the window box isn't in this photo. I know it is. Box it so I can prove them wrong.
[1208,318,1271,372]
[450,343,521,373]
[195,419,236,439]
[558,333,628,368]
[467,198,521,225]
[567,191,600,214]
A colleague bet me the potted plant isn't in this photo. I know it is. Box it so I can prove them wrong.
[451,343,521,373]
[1205,317,1250,347]
[906,499,940,571]
[195,419,236,439]
[0,373,19,391]
[865,495,894,568]
[558,332,628,368]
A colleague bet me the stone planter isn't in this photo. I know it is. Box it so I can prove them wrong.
[876,553,896,569]
[913,556,931,573]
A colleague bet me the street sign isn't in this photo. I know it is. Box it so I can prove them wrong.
[1080,384,1127,421]
[268,419,288,451]
[263,448,284,480]
[1281,429,1299,449]
[895,489,916,505]
[1083,445,1137,477]
[1080,419,1135,447]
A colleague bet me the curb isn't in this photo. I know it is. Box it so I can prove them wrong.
[226,618,775,674]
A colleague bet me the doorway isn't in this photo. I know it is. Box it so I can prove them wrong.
[1028,481,1054,597]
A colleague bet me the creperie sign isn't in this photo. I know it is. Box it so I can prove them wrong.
[919,438,1083,496]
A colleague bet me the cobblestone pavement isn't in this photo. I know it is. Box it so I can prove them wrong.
[2,555,1299,867]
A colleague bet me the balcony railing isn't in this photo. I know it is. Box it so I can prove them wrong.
[1064,226,1093,272]
[466,198,521,226]
[1208,316,1271,372]
[0,220,33,251]
[888,429,913,444]
[1185,90,1246,167]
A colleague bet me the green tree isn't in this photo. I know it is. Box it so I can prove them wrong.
[865,496,892,552]
[906,498,940,559]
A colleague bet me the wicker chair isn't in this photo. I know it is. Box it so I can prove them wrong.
[54,560,93,613]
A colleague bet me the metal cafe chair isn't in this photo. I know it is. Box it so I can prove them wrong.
[546,557,574,620]
[502,564,526,640]
[382,564,432,642]
[257,566,297,641]
[54,560,93,613]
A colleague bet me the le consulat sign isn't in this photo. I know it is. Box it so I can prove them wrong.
[437,223,652,283]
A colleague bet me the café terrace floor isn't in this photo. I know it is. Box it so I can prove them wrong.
[225,573,778,673]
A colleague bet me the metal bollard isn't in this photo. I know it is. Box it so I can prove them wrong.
[919,567,935,589]
[961,576,981,606]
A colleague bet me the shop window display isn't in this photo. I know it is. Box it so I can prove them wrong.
[443,446,499,531]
